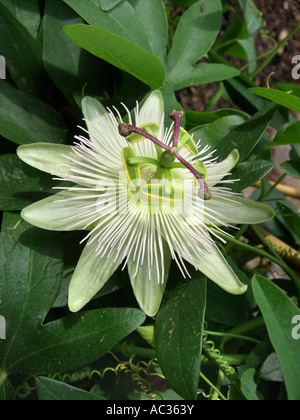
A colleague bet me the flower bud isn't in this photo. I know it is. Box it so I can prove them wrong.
[160,150,176,168]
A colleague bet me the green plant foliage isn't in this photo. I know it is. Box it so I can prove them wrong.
[0,0,299,402]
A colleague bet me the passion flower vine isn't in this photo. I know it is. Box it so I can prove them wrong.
[17,91,275,316]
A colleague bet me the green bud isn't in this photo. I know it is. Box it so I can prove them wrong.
[160,150,176,168]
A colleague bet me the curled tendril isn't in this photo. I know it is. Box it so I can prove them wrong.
[16,377,36,399]
[202,324,236,378]
[16,351,162,401]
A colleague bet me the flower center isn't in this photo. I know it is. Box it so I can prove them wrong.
[118,110,212,202]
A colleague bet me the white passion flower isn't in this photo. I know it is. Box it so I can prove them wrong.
[17,91,275,316]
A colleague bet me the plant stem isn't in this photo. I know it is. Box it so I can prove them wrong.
[212,227,300,299]
[249,225,300,299]
[249,21,300,78]
[212,228,281,262]
[112,343,156,359]
[263,174,287,200]
[221,317,265,346]
[258,177,267,201]
[202,341,245,399]
[203,83,225,112]
[200,371,227,400]
[225,223,249,253]
[211,370,225,401]
[205,330,261,344]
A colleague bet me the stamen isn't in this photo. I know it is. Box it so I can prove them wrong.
[168,110,185,148]
[118,123,170,152]
[174,150,212,200]
[119,114,212,200]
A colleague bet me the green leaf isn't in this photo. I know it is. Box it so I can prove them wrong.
[159,83,184,123]
[240,368,263,400]
[252,275,300,400]
[185,108,249,130]
[0,82,69,145]
[260,353,283,382]
[0,375,16,401]
[190,114,248,150]
[290,145,300,161]
[36,377,107,400]
[277,205,300,247]
[249,88,300,114]
[216,0,262,74]
[171,0,198,5]
[0,212,145,376]
[0,154,57,211]
[63,0,131,38]
[215,103,277,162]
[275,82,300,98]
[20,308,146,375]
[0,212,63,372]
[280,160,300,179]
[155,278,207,400]
[64,24,166,88]
[223,74,270,116]
[238,0,263,34]
[100,0,123,11]
[128,0,168,65]
[171,63,240,91]
[0,178,56,211]
[136,325,155,348]
[224,160,274,192]
[0,0,41,38]
[0,2,46,96]
[63,0,158,54]
[43,0,113,115]
[267,121,300,148]
[167,0,223,87]
[0,154,42,181]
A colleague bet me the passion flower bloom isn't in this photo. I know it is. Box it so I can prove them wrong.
[17,91,274,316]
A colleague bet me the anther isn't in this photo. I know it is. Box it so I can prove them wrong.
[118,122,170,151]
[118,122,133,137]
[168,110,185,148]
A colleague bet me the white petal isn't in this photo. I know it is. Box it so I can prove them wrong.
[204,196,275,225]
[127,230,171,317]
[21,190,100,231]
[177,242,248,295]
[81,96,111,142]
[68,236,123,312]
[138,90,164,128]
[193,245,248,295]
[209,149,240,186]
[17,143,73,176]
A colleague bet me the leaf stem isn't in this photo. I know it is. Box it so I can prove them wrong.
[205,330,261,344]
[221,317,265,346]
[203,83,225,112]
[199,371,227,400]
[249,225,300,299]
[212,227,300,299]
[249,21,300,78]
[112,343,156,359]
[263,174,287,200]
